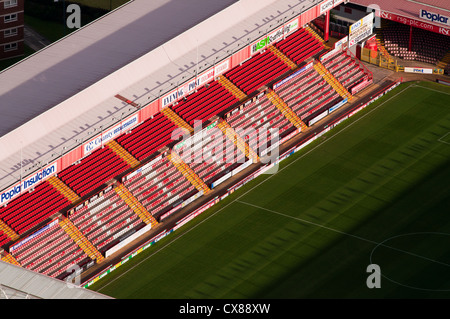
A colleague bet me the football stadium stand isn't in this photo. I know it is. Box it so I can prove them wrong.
[225,91,295,154]
[351,0,450,73]
[172,123,247,187]
[123,155,200,218]
[0,0,384,289]
[116,113,178,161]
[320,49,373,94]
[170,81,239,126]
[382,22,450,64]
[223,50,291,95]
[57,146,131,197]
[275,65,343,123]
[274,26,325,65]
[0,181,71,235]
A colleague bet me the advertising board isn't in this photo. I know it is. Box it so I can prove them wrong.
[420,9,450,27]
[348,12,374,48]
[404,67,433,74]
[0,162,58,205]
[83,114,139,156]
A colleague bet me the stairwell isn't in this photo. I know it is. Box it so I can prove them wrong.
[268,45,297,70]
[313,61,352,101]
[161,107,194,135]
[0,219,19,242]
[374,23,391,60]
[106,140,140,169]
[59,217,104,264]
[437,51,450,72]
[48,176,81,204]
[305,25,329,49]
[266,90,307,131]
[1,252,20,266]
[114,183,158,228]
[217,75,247,102]
[217,120,260,163]
[168,152,211,195]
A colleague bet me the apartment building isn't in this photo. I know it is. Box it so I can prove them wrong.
[0,0,24,60]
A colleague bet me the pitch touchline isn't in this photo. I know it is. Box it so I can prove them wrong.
[96,84,413,292]
[236,200,450,268]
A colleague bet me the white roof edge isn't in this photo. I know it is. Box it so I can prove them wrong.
[0,261,112,299]
[0,0,280,163]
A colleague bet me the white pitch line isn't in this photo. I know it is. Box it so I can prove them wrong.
[438,132,450,145]
[96,83,413,292]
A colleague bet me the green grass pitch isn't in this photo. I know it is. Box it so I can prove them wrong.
[89,81,450,299]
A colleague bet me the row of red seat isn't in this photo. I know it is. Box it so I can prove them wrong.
[189,135,245,184]
[226,94,292,156]
[294,86,332,118]
[0,231,10,247]
[0,181,70,235]
[321,51,371,92]
[303,94,342,126]
[10,197,69,235]
[275,28,324,65]
[300,90,340,121]
[123,157,192,217]
[58,147,130,197]
[14,230,61,266]
[84,203,140,251]
[224,50,289,95]
[285,78,326,109]
[10,222,90,279]
[117,113,178,161]
[172,81,238,126]
[274,66,316,94]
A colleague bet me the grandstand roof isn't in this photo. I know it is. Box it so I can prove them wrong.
[0,0,237,137]
[0,261,112,299]
[0,0,317,192]
[352,0,450,25]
